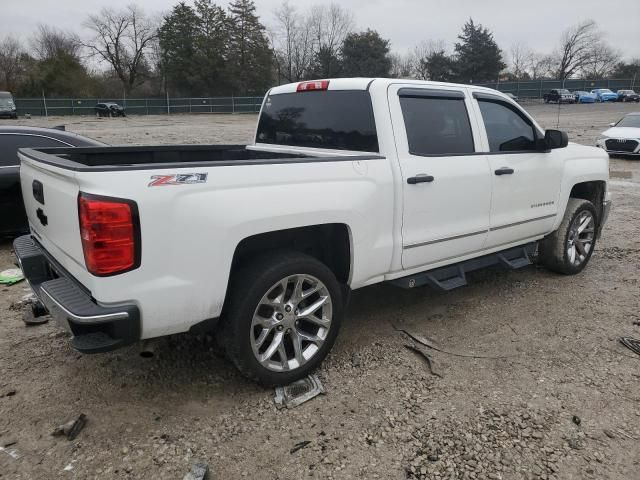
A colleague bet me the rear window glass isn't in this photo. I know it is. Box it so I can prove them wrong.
[0,134,69,166]
[256,91,378,152]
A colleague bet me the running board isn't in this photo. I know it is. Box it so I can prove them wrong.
[389,243,535,291]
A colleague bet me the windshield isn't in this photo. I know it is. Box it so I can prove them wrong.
[557,89,571,94]
[617,116,640,128]
[0,98,14,108]
[599,89,613,94]
[256,90,379,152]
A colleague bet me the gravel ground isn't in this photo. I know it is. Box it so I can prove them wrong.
[1,103,639,479]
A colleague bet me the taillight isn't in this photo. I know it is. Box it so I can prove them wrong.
[78,193,140,276]
[297,80,329,92]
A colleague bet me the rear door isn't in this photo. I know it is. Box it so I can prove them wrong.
[388,84,492,269]
[470,92,562,248]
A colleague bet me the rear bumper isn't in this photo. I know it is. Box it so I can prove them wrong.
[13,235,140,353]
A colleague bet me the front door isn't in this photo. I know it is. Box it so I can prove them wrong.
[388,85,492,270]
[471,93,563,248]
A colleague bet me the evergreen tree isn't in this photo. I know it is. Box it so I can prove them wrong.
[308,45,342,79]
[341,29,391,77]
[453,19,505,83]
[158,3,202,95]
[227,0,273,95]
[194,0,229,94]
[420,49,456,82]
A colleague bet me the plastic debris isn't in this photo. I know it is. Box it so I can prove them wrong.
[183,462,208,480]
[274,374,325,409]
[0,446,21,460]
[52,413,87,441]
[0,269,24,286]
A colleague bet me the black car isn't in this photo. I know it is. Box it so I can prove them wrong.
[0,126,105,236]
[95,102,126,117]
[616,90,640,103]
[543,89,575,104]
[0,91,18,119]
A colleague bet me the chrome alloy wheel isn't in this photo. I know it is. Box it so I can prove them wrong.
[250,274,333,372]
[567,210,595,267]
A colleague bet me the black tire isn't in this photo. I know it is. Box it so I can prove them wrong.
[538,198,598,275]
[218,251,344,386]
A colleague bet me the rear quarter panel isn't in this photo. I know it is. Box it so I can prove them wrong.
[75,158,395,338]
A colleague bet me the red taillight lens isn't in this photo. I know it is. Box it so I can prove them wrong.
[78,194,139,276]
[297,80,329,92]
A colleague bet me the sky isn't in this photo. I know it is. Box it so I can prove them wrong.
[3,0,640,61]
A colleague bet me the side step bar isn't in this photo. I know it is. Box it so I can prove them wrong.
[389,243,536,291]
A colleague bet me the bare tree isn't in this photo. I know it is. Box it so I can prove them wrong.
[308,3,353,60]
[555,20,599,81]
[83,5,157,93]
[31,25,80,60]
[272,1,314,82]
[389,52,415,79]
[530,53,556,79]
[510,43,534,79]
[583,42,620,79]
[0,36,26,91]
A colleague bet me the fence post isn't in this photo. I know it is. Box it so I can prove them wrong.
[538,80,542,100]
[232,94,235,114]
[145,98,148,115]
[71,99,74,116]
[42,90,48,118]
[166,91,170,115]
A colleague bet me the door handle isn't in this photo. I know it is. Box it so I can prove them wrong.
[407,174,434,184]
[494,167,514,176]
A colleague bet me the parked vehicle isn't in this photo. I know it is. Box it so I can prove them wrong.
[0,91,18,119]
[591,89,618,102]
[14,78,611,385]
[616,89,640,103]
[95,102,126,117]
[0,126,104,236]
[596,112,640,157]
[543,89,575,104]
[573,91,596,104]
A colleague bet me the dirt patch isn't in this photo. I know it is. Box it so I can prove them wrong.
[1,104,640,479]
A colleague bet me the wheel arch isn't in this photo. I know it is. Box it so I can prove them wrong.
[229,223,353,286]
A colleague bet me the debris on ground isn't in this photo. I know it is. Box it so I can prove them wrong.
[22,304,49,326]
[619,337,640,356]
[183,462,208,480]
[0,269,24,285]
[572,415,581,426]
[274,374,325,409]
[290,440,311,454]
[52,413,87,441]
[0,446,21,460]
[403,343,442,378]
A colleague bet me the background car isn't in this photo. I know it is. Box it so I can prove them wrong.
[543,89,575,104]
[616,89,640,102]
[95,102,126,117]
[596,112,640,157]
[572,90,596,103]
[0,126,105,236]
[591,89,618,102]
[0,91,18,119]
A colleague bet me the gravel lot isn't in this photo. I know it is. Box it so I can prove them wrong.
[1,103,639,479]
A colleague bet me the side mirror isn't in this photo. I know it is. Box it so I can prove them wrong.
[609,122,615,127]
[544,129,568,149]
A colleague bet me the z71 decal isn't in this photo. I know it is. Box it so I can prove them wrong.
[148,173,208,187]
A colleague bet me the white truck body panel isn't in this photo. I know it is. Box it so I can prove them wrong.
[17,78,610,341]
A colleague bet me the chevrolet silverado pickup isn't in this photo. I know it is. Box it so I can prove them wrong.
[14,78,612,385]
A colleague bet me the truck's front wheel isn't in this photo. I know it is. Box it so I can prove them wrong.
[538,198,598,274]
[219,251,343,386]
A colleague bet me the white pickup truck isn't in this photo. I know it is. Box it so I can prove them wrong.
[14,78,611,385]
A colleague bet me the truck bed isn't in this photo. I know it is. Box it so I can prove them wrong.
[19,144,378,172]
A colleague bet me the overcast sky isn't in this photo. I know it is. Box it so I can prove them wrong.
[4,0,640,60]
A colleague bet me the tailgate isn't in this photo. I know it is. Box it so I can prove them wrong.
[19,151,86,271]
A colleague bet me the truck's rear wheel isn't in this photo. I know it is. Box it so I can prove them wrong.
[538,198,598,274]
[219,251,343,386]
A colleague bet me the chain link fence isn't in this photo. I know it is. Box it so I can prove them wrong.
[13,96,265,117]
[474,78,637,100]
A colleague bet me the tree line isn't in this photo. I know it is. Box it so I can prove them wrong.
[0,0,638,99]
